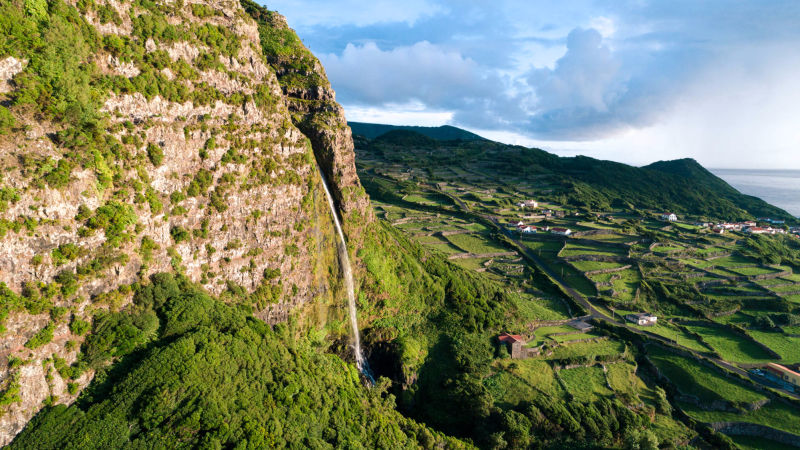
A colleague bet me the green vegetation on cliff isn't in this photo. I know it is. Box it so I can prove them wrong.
[11,274,464,449]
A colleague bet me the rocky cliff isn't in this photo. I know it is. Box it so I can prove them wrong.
[0,0,369,443]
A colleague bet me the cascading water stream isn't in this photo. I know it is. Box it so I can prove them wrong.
[318,169,374,383]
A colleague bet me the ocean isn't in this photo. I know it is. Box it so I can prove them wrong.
[712,169,800,218]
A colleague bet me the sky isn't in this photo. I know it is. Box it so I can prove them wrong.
[262,1,800,169]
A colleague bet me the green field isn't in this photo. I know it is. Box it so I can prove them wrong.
[646,346,767,404]
[682,401,800,436]
[498,359,565,398]
[729,435,800,450]
[529,325,579,346]
[710,255,760,268]
[606,362,643,400]
[559,366,613,402]
[634,322,712,353]
[403,192,453,207]
[747,330,800,363]
[570,260,627,273]
[514,296,572,322]
[728,266,782,277]
[446,233,508,254]
[560,243,625,257]
[486,360,566,408]
[583,234,638,244]
[551,332,597,343]
[451,257,492,271]
[419,241,464,256]
[544,339,625,361]
[684,323,776,363]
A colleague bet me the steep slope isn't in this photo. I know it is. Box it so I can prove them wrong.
[357,128,793,221]
[9,274,465,449]
[643,158,784,218]
[0,0,368,442]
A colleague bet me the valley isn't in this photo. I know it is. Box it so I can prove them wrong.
[355,128,800,448]
[0,0,798,448]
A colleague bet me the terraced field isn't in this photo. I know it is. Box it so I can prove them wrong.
[559,366,613,402]
[446,233,508,254]
[357,139,800,446]
[646,346,767,404]
[683,322,775,363]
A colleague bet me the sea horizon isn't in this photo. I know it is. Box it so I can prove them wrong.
[711,168,800,218]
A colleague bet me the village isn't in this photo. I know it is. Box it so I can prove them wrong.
[511,199,800,240]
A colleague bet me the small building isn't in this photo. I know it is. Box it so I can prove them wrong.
[765,363,800,387]
[625,313,658,326]
[746,227,775,235]
[517,200,539,209]
[569,320,594,333]
[517,225,537,234]
[551,227,572,236]
[661,213,678,222]
[498,333,540,359]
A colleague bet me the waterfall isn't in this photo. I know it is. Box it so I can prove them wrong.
[318,168,374,382]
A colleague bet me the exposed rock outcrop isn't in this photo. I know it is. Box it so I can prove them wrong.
[0,0,363,443]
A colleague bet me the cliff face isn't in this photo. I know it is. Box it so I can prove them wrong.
[0,0,367,443]
[241,1,373,237]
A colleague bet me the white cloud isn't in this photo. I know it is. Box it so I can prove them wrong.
[286,0,800,168]
[589,16,616,38]
[528,28,622,113]
[322,41,493,106]
[266,0,444,28]
[344,103,453,126]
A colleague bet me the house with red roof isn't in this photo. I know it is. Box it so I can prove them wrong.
[498,333,539,359]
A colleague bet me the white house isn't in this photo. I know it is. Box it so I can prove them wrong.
[661,213,678,222]
[625,313,657,326]
[517,200,539,209]
[551,227,572,236]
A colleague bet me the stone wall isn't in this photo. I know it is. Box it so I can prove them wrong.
[710,422,800,446]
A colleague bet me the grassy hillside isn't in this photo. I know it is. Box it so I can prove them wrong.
[357,129,792,221]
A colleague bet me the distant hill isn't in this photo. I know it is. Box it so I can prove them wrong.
[357,134,794,222]
[348,122,486,141]
[374,129,440,147]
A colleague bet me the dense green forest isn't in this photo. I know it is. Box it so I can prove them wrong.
[10,273,465,449]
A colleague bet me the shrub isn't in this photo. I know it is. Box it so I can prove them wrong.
[85,201,137,247]
[147,143,164,166]
[0,106,15,134]
[69,316,91,336]
[170,226,190,243]
[51,243,82,266]
[24,322,54,349]
[44,159,74,189]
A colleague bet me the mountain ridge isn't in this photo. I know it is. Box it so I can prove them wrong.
[348,122,487,142]
[357,129,794,221]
